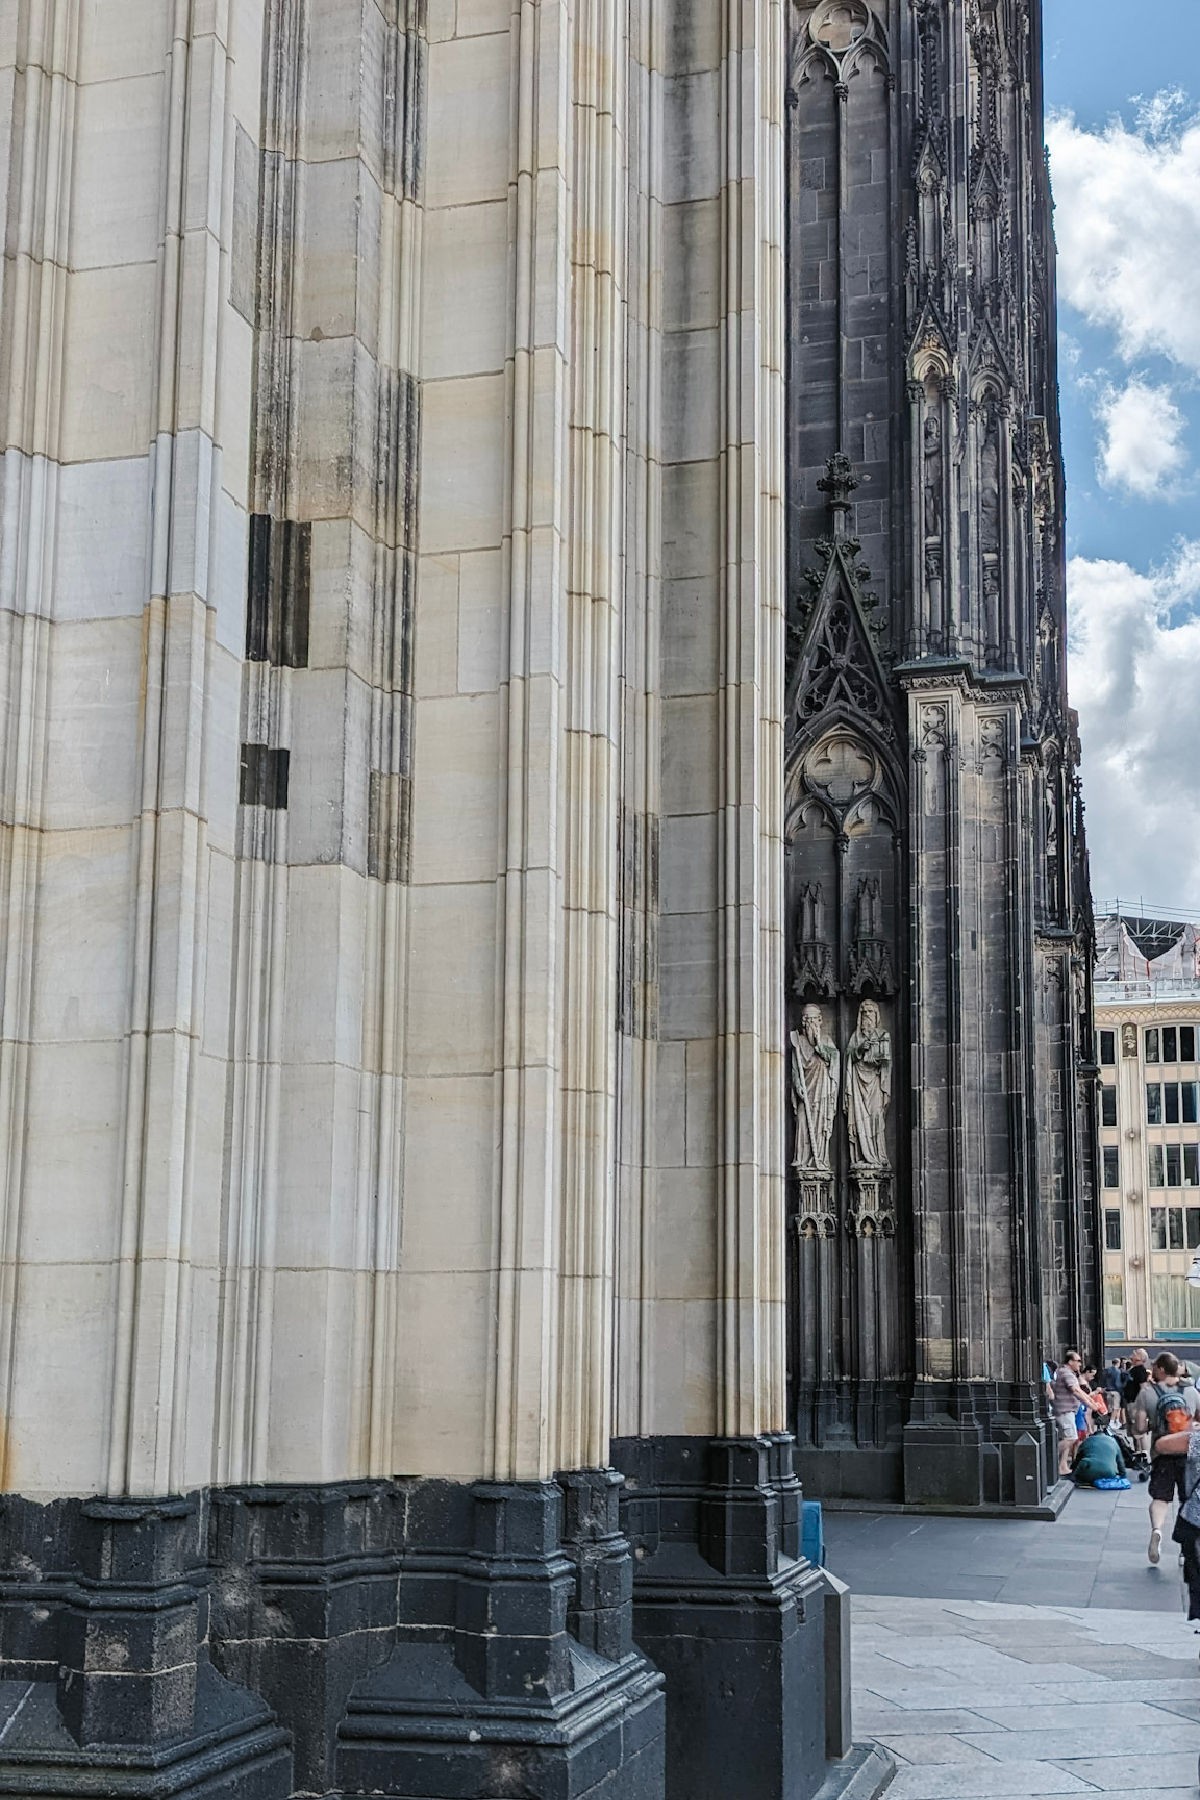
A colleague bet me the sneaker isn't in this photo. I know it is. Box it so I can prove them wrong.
[1149,1528,1162,1565]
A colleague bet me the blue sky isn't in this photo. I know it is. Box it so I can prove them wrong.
[1042,0,1200,915]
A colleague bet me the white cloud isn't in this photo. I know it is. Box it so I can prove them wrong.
[1095,378,1189,498]
[1047,104,1200,373]
[1069,544,1200,909]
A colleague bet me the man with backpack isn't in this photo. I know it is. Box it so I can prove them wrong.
[1130,1351,1200,1565]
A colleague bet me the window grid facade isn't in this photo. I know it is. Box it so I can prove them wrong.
[1097,993,1200,1345]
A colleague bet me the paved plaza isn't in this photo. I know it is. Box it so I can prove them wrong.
[826,1483,1200,1797]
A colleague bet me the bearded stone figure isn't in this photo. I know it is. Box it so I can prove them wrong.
[790,1004,841,1173]
[845,999,892,1171]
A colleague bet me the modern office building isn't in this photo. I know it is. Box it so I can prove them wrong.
[1095,915,1200,1350]
[0,6,1095,1800]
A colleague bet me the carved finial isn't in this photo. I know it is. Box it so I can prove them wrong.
[817,451,859,538]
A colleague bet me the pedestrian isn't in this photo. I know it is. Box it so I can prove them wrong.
[1156,1411,1200,1622]
[1123,1349,1152,1457]
[1102,1356,1124,1425]
[1130,1351,1200,1565]
[1050,1350,1101,1478]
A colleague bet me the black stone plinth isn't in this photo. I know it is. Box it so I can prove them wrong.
[613,1434,860,1800]
[0,1493,291,1800]
[337,1476,665,1800]
[902,1383,1051,1511]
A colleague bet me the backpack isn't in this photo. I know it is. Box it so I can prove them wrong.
[1149,1382,1191,1447]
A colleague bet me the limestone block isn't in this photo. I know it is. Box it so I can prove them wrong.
[272,1061,368,1269]
[662,72,721,205]
[456,548,504,694]
[55,457,150,621]
[392,1269,494,1479]
[210,485,249,656]
[405,881,498,1076]
[285,665,373,872]
[419,373,506,554]
[60,263,159,463]
[413,552,459,698]
[655,1039,687,1170]
[660,328,720,464]
[422,201,509,380]
[660,694,719,815]
[306,518,378,683]
[279,862,369,1070]
[660,460,720,581]
[21,1039,126,1264]
[71,72,165,270]
[410,691,502,885]
[425,30,510,211]
[662,198,721,331]
[661,576,720,696]
[5,1259,120,1497]
[29,825,135,1043]
[42,615,144,831]
[401,1074,499,1272]
[658,908,718,1041]
[455,0,512,39]
[654,1168,717,1301]
[659,810,717,916]
[265,1266,364,1483]
[648,1298,718,1437]
[77,0,171,84]
[293,155,382,352]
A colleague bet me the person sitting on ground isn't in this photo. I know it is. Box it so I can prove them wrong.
[1130,1351,1200,1565]
[1051,1350,1102,1478]
[1071,1419,1128,1487]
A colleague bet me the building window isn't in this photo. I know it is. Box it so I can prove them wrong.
[1151,1206,1168,1250]
[1150,1145,1165,1187]
[1170,1205,1186,1248]
[1099,1029,1116,1066]
[1153,1273,1200,1333]
[1182,1026,1197,1063]
[1104,1208,1122,1250]
[1188,1209,1200,1249]
[1147,1084,1162,1125]
[1103,1145,1120,1188]
[1146,1028,1160,1063]
[1101,1086,1118,1127]
[1186,1145,1200,1189]
[1185,1083,1199,1126]
[1166,1083,1181,1125]
[1164,1026,1179,1064]
[1168,1146,1182,1187]
[1105,1273,1125,1334]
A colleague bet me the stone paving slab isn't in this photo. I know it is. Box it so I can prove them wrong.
[851,1593,1198,1797]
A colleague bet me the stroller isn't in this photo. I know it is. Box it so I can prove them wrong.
[1108,1416,1150,1481]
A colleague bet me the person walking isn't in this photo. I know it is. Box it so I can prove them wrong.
[1156,1411,1200,1623]
[1124,1349,1153,1458]
[1051,1351,1101,1478]
[1130,1351,1200,1565]
[1102,1357,1124,1425]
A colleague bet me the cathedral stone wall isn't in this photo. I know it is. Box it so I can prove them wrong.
[0,4,1095,1799]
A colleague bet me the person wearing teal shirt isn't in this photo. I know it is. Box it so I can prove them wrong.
[1072,1426,1127,1486]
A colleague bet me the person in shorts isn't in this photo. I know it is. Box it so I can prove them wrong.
[1051,1350,1099,1477]
[1131,1351,1200,1564]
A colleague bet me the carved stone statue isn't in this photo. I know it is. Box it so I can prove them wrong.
[790,1005,841,1174]
[923,411,943,536]
[845,999,892,1171]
